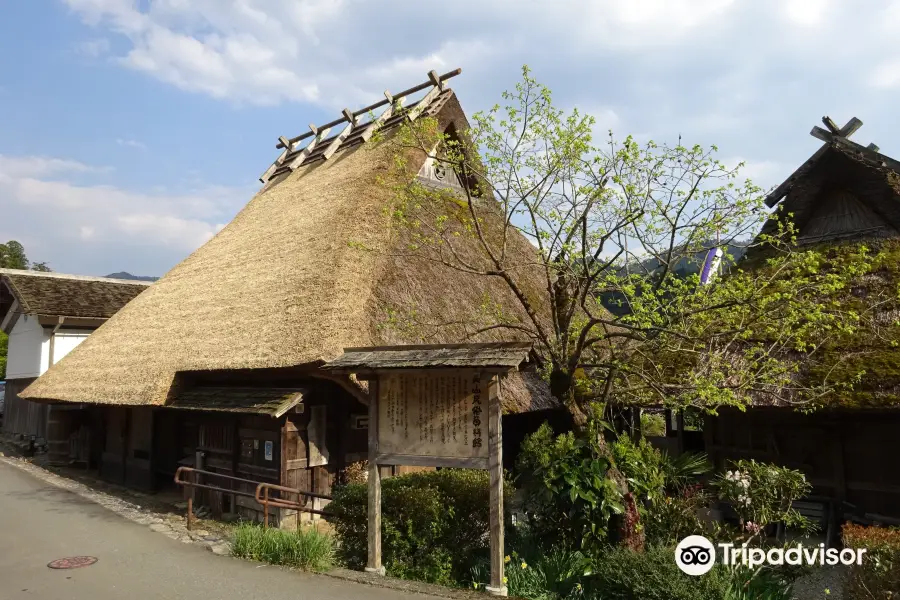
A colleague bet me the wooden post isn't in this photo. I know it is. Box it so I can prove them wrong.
[366,378,384,575]
[676,411,685,455]
[486,375,506,597]
[631,407,642,441]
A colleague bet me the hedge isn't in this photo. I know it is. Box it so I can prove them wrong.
[328,469,511,585]
[843,523,900,598]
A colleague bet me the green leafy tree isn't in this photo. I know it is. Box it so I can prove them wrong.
[375,65,881,421]
[0,241,29,269]
[0,240,51,272]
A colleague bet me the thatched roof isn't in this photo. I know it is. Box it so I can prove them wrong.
[21,85,557,415]
[0,269,149,324]
[744,120,900,409]
[760,130,900,246]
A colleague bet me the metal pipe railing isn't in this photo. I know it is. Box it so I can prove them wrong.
[255,482,332,529]
[173,466,332,530]
[174,466,262,531]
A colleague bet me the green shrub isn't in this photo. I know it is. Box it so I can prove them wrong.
[721,567,795,600]
[843,523,900,599]
[610,435,712,546]
[642,486,714,546]
[641,412,667,437]
[517,424,626,554]
[583,546,792,600]
[328,469,510,585]
[469,545,593,600]
[711,460,813,539]
[231,522,334,572]
[611,435,710,499]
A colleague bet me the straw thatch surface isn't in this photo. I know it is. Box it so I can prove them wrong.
[21,92,557,414]
[0,269,149,319]
[746,141,900,409]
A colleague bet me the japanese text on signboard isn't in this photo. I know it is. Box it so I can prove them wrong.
[378,373,489,460]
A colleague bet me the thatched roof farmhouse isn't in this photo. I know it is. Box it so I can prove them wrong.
[16,70,560,515]
[704,117,900,531]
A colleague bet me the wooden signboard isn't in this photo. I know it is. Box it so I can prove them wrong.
[367,371,506,596]
[376,373,489,468]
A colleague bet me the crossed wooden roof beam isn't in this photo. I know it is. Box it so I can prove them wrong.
[260,68,462,183]
[765,115,886,208]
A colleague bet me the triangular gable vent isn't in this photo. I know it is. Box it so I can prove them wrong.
[417,127,467,191]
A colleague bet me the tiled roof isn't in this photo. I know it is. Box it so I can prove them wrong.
[0,269,149,319]
[324,342,534,372]
[168,386,304,417]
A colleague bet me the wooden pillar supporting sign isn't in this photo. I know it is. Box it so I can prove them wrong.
[366,378,384,575]
[486,375,506,596]
[324,344,531,599]
[362,370,507,595]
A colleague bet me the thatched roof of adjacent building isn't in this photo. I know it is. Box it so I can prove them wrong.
[21,73,557,415]
[744,117,900,409]
[0,269,150,325]
[761,117,900,245]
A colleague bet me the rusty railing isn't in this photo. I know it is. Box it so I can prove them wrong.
[173,466,332,531]
[254,482,332,530]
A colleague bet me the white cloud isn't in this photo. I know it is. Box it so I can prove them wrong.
[781,0,832,27]
[0,153,251,274]
[0,155,111,179]
[56,0,762,108]
[33,0,900,273]
[77,37,110,57]
[723,158,792,190]
[116,138,147,149]
[869,60,900,89]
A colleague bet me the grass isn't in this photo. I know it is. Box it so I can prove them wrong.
[231,522,335,572]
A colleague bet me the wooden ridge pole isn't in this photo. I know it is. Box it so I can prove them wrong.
[275,67,462,149]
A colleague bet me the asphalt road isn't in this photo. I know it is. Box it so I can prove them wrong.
[0,461,438,600]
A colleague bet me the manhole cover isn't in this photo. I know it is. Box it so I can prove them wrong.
[47,556,98,570]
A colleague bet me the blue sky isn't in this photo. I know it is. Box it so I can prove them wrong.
[2,0,900,277]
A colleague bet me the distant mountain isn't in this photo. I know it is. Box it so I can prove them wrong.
[599,241,750,316]
[105,272,159,282]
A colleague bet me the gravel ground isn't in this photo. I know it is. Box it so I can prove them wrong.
[792,565,847,600]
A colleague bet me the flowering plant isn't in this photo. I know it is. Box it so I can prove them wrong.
[712,460,813,541]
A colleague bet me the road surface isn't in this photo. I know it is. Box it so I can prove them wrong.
[0,460,438,600]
